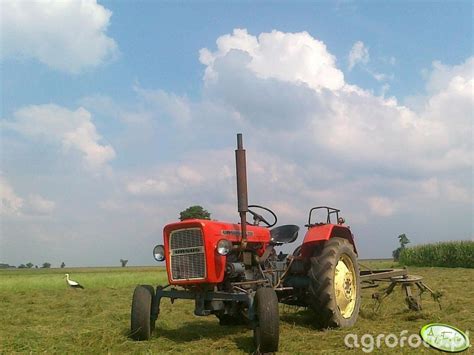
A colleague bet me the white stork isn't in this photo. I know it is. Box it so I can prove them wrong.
[64,273,85,289]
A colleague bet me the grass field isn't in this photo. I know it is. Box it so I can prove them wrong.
[1,261,472,354]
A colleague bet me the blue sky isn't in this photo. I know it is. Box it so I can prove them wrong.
[1,1,472,267]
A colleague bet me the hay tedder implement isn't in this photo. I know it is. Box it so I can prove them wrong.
[360,267,441,312]
[130,134,440,353]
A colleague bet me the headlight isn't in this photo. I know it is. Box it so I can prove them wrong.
[153,244,165,261]
[217,239,233,256]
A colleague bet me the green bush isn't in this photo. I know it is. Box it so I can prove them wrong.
[399,241,474,268]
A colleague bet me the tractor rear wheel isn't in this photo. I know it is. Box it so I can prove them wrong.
[130,285,154,340]
[307,237,361,328]
[253,287,279,353]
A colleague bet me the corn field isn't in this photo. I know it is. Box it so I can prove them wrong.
[400,241,474,268]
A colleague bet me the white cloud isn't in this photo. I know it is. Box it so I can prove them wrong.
[444,181,471,203]
[368,196,398,217]
[368,70,393,82]
[176,166,205,185]
[5,104,115,170]
[316,94,471,174]
[420,178,440,199]
[405,57,473,113]
[196,30,472,176]
[127,178,170,196]
[1,0,117,73]
[0,177,23,216]
[425,57,474,93]
[348,40,370,70]
[134,87,192,125]
[126,153,231,197]
[380,83,391,96]
[24,194,56,215]
[348,41,392,82]
[200,28,345,91]
[0,177,55,216]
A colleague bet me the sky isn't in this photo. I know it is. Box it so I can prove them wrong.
[1,0,472,267]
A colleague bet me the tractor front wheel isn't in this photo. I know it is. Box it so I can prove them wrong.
[253,287,279,353]
[130,285,155,340]
[307,237,361,328]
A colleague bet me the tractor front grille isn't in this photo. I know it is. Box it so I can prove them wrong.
[169,228,206,281]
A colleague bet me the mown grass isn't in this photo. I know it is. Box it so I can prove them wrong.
[0,262,473,354]
[400,241,474,268]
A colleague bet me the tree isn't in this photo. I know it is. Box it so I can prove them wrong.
[392,233,411,261]
[120,259,128,267]
[179,205,211,221]
[41,262,51,268]
[18,264,26,269]
[398,233,410,247]
[26,262,34,269]
[60,262,66,268]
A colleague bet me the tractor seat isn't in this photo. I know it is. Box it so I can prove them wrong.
[270,225,300,245]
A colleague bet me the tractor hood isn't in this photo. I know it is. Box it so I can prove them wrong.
[162,219,271,285]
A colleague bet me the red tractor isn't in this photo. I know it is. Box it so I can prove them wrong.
[130,134,360,353]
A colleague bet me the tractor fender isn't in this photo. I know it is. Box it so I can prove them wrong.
[300,224,357,258]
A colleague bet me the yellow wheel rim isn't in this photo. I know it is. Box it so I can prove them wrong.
[334,254,357,318]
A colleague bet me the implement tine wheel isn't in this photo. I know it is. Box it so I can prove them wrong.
[360,266,442,312]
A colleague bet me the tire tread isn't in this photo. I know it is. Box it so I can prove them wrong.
[254,287,279,352]
[130,285,153,340]
[307,237,361,328]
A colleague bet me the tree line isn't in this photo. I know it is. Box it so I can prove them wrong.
[16,262,56,269]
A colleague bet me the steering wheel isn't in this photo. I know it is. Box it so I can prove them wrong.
[247,205,277,227]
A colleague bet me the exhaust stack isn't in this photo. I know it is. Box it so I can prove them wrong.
[235,133,248,248]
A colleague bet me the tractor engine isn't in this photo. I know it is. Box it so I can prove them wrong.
[154,219,271,285]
